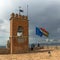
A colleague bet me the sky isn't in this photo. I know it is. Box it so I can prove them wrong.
[0,0,60,45]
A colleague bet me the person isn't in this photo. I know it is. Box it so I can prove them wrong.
[48,51,51,56]
[37,43,40,47]
[31,44,35,51]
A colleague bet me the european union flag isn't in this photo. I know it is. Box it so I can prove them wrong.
[36,27,43,37]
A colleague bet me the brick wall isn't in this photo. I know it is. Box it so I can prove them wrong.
[0,48,10,54]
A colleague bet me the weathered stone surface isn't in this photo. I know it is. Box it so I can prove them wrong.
[10,13,29,53]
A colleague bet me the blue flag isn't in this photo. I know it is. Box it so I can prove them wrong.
[36,27,43,37]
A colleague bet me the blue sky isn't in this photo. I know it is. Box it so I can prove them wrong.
[0,0,60,45]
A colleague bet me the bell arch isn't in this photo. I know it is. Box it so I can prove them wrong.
[17,26,23,37]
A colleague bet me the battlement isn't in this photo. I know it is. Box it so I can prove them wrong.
[10,13,28,20]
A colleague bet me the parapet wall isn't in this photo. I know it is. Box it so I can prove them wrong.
[0,48,10,54]
[10,13,28,20]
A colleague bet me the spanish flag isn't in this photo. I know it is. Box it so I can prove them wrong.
[36,27,49,37]
[40,28,49,37]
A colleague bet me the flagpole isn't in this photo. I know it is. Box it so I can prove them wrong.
[27,0,29,19]
[19,6,21,15]
[27,4,28,18]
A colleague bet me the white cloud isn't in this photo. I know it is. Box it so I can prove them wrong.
[0,19,9,32]
[0,19,9,45]
[0,0,60,45]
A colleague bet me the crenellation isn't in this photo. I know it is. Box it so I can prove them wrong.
[10,13,28,20]
[11,13,15,18]
[18,15,21,19]
[15,14,18,17]
[21,15,28,20]
[23,15,27,19]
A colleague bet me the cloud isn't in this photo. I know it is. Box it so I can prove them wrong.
[28,1,60,44]
[0,19,9,45]
[0,0,60,45]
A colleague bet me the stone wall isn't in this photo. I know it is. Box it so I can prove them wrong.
[0,48,10,54]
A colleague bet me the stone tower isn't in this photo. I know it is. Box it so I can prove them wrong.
[10,13,29,53]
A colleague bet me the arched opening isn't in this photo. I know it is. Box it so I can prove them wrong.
[17,26,23,37]
[17,26,24,43]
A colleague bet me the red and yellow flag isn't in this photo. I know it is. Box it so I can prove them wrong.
[40,28,49,37]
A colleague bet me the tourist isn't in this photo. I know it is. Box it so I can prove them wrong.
[48,51,51,56]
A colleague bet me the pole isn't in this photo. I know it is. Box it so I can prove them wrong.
[27,0,29,19]
[27,5,28,18]
[9,36,12,54]
[19,6,21,15]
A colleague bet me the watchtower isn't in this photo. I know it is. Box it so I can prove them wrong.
[10,13,29,53]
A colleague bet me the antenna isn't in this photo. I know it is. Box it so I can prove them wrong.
[19,6,21,15]
[27,5,28,18]
[27,0,29,19]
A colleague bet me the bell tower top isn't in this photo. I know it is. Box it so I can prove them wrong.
[10,13,28,20]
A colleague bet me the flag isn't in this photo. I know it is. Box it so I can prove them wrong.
[40,28,49,37]
[36,27,49,37]
[36,27,43,37]
[19,10,23,12]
